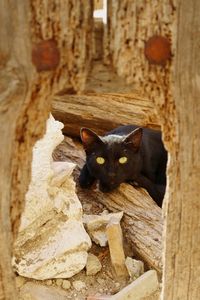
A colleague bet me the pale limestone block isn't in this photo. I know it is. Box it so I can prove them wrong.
[62,280,71,290]
[125,257,144,280]
[13,115,91,280]
[110,270,159,300]
[86,253,102,275]
[45,280,53,286]
[72,280,86,291]
[55,279,63,287]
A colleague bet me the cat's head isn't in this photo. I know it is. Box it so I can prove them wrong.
[80,127,143,192]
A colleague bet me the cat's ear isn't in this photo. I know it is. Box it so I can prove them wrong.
[80,128,103,153]
[123,128,143,152]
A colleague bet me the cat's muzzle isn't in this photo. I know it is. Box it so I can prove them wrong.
[99,181,120,193]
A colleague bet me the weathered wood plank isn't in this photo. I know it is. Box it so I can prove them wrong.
[0,1,93,299]
[53,137,163,274]
[52,93,160,137]
[162,1,200,300]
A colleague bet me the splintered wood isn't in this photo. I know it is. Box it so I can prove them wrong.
[106,217,128,279]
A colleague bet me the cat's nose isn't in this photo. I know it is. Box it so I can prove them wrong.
[108,172,115,178]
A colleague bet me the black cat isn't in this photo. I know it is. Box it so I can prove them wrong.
[79,125,167,206]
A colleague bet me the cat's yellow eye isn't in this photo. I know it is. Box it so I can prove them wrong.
[96,157,105,164]
[119,156,128,164]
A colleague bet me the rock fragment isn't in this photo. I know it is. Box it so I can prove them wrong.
[86,253,102,275]
[55,279,63,287]
[72,280,86,291]
[62,280,71,290]
[12,115,91,280]
[83,212,123,246]
[125,257,144,280]
[45,280,53,286]
[111,270,159,300]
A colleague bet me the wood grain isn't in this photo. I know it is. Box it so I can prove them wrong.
[52,93,160,137]
[0,1,93,299]
[162,2,200,299]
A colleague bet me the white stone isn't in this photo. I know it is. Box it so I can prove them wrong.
[13,115,91,280]
[62,280,71,290]
[110,270,159,300]
[46,280,53,286]
[72,280,86,291]
[55,279,63,287]
[125,257,144,280]
[83,212,123,246]
[86,253,102,275]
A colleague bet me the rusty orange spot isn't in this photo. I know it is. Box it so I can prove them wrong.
[32,39,60,71]
[144,35,171,66]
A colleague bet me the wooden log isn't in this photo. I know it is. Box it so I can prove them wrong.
[53,137,163,274]
[52,93,160,137]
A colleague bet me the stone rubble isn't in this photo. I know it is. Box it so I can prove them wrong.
[45,280,53,286]
[83,212,123,247]
[12,115,91,280]
[86,253,102,275]
[111,270,159,300]
[62,280,71,290]
[72,280,86,291]
[12,115,159,300]
[125,257,144,280]
[55,279,63,287]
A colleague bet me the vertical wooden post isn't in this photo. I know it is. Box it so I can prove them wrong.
[0,1,93,299]
[105,1,200,299]
[162,1,200,299]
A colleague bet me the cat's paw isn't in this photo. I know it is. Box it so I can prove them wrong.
[99,182,118,193]
[128,180,140,187]
[79,174,95,188]
[79,164,95,188]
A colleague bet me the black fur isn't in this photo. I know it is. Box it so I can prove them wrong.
[79,125,167,206]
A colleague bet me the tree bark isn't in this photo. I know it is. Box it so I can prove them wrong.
[0,1,93,299]
[53,137,163,274]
